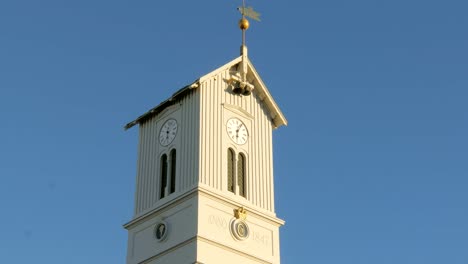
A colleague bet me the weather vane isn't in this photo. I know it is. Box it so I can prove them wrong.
[237,0,261,47]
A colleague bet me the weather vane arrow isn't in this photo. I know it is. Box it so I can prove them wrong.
[237,6,261,21]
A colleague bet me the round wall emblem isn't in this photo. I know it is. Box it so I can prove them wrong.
[230,219,250,241]
[154,221,169,242]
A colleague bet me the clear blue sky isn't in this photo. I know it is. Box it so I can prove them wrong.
[1,0,467,263]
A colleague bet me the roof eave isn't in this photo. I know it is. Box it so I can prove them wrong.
[246,59,288,128]
[123,81,199,130]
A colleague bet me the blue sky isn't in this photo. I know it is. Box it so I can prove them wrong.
[1,0,467,263]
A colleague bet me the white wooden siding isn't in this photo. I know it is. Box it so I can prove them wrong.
[199,66,276,212]
[134,90,200,216]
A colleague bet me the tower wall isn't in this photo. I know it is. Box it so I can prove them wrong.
[198,65,276,213]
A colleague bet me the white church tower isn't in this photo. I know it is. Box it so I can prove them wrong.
[124,4,287,264]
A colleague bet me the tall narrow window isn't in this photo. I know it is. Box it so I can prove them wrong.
[237,153,246,197]
[227,148,235,193]
[160,154,168,199]
[170,149,176,194]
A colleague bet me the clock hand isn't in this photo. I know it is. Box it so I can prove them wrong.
[236,124,244,139]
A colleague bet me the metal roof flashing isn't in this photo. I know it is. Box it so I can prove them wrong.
[123,81,199,130]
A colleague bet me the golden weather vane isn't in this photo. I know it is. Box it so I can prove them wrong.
[237,0,261,46]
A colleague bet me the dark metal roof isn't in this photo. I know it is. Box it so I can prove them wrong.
[124,81,197,130]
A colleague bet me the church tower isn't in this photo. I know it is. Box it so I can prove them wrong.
[124,4,287,264]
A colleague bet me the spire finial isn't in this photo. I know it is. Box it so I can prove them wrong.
[237,1,261,53]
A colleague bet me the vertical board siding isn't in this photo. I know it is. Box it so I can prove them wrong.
[253,95,260,207]
[199,67,275,213]
[200,77,224,189]
[192,91,200,187]
[134,127,144,215]
[268,120,274,211]
[140,122,149,212]
[134,90,200,216]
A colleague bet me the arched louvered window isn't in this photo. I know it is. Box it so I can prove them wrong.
[237,153,246,197]
[160,154,168,199]
[227,148,235,193]
[170,149,176,194]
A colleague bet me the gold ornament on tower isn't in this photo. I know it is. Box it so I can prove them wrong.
[239,18,250,30]
[234,207,247,220]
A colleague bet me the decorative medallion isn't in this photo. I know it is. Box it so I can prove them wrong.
[231,219,250,241]
[231,207,249,240]
[154,221,169,242]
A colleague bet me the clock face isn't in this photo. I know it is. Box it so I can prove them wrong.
[226,118,248,145]
[159,119,178,146]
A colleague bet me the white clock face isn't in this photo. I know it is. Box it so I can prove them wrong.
[159,119,178,146]
[226,118,248,145]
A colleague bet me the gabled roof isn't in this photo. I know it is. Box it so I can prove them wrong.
[124,56,287,130]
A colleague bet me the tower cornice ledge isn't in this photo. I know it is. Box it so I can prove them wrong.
[197,184,285,226]
[123,186,285,230]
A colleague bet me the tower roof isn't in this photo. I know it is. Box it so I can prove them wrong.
[124,56,287,130]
